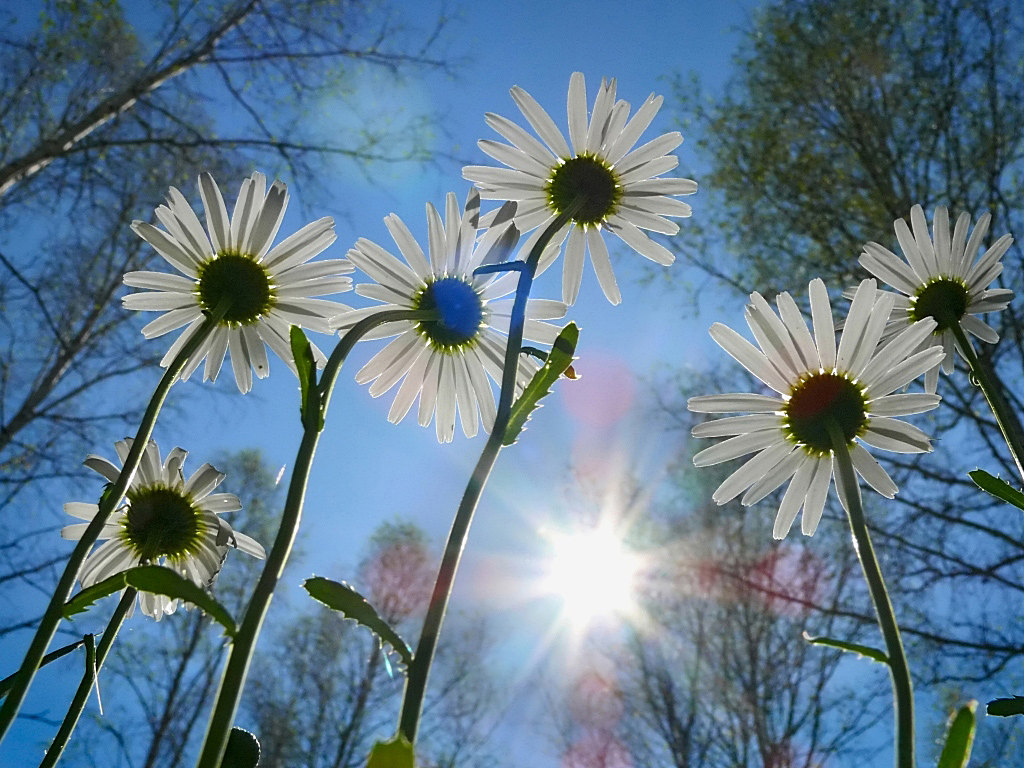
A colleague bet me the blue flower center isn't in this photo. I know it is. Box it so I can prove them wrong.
[415,277,484,348]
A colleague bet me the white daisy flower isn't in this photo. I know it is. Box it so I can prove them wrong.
[338,189,567,443]
[60,439,266,620]
[688,279,946,539]
[126,171,353,393]
[852,204,1014,394]
[463,71,696,306]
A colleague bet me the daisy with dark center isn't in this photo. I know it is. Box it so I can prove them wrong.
[463,71,696,305]
[126,171,353,393]
[338,189,567,443]
[61,439,265,620]
[688,279,946,539]
[853,204,1014,393]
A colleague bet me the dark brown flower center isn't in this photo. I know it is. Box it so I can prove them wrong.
[783,372,867,455]
[546,155,620,225]
[196,252,274,325]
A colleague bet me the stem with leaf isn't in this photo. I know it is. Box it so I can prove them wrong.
[194,309,433,768]
[0,302,230,741]
[397,209,575,745]
[828,421,914,768]
[38,589,136,768]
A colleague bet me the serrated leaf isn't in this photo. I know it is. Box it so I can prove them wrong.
[366,736,414,768]
[802,632,888,664]
[303,577,412,668]
[969,469,1024,512]
[220,727,260,768]
[503,323,578,446]
[937,701,976,768]
[986,695,1024,717]
[290,325,322,430]
[124,566,236,637]
[63,572,130,618]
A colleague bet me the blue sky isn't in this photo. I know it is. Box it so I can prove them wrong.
[1,0,757,764]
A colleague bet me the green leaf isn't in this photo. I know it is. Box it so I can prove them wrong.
[220,727,260,768]
[986,695,1024,717]
[290,325,322,431]
[303,577,412,668]
[969,469,1024,512]
[365,735,414,768]
[802,632,888,664]
[937,701,976,768]
[124,566,236,637]
[63,572,130,618]
[503,323,579,446]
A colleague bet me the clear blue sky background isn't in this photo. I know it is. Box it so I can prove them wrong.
[2,1,758,765]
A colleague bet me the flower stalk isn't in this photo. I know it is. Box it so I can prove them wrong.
[193,308,433,768]
[0,301,230,741]
[948,321,1024,482]
[397,204,579,745]
[828,420,914,768]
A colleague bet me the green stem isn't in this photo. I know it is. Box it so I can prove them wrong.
[948,322,1024,483]
[828,422,914,768]
[193,309,431,768]
[397,209,574,745]
[38,589,136,768]
[0,304,228,742]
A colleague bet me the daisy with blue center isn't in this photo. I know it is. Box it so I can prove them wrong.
[338,189,567,443]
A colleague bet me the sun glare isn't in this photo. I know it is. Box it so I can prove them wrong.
[542,526,640,628]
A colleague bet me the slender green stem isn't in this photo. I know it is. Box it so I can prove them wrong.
[38,589,136,768]
[397,209,574,745]
[828,422,914,768]
[194,309,431,768]
[948,322,1024,483]
[0,304,228,741]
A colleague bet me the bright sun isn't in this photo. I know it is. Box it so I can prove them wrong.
[542,526,640,627]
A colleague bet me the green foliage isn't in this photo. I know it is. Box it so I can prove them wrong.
[220,727,261,768]
[63,566,237,636]
[503,322,579,446]
[802,632,888,664]
[365,736,415,768]
[969,469,1024,512]
[303,576,413,668]
[291,325,323,431]
[936,701,976,768]
[680,0,1024,293]
[986,695,1024,717]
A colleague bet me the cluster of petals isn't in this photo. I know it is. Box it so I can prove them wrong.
[338,189,566,442]
[126,172,352,393]
[688,279,945,539]
[61,439,265,620]
[464,71,696,305]
[855,204,1013,393]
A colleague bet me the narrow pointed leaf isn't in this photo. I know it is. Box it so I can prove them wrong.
[303,576,412,668]
[123,565,236,636]
[986,695,1024,717]
[366,736,415,768]
[63,572,130,618]
[937,701,976,768]
[504,323,579,446]
[802,632,888,664]
[0,637,89,698]
[969,469,1024,511]
[220,727,260,768]
[290,325,322,430]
